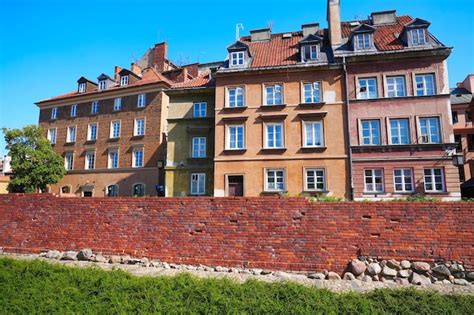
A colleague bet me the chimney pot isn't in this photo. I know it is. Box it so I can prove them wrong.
[153,42,168,72]
[371,10,397,25]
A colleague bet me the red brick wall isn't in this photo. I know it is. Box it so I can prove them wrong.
[0,194,472,273]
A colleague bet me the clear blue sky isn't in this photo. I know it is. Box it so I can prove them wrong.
[1,0,473,156]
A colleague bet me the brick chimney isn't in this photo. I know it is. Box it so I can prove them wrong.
[327,0,342,47]
[153,42,168,72]
[131,62,142,76]
[114,66,122,82]
[183,63,198,78]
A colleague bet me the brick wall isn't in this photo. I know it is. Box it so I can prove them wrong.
[0,194,472,273]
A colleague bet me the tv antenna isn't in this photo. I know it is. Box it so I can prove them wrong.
[236,23,244,40]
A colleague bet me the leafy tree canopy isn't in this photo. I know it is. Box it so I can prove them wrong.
[2,125,65,193]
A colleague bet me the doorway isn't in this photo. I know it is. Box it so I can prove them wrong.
[227,175,244,196]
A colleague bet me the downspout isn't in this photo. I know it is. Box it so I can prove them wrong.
[342,56,354,200]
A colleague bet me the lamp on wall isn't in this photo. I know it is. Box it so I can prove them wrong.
[452,154,464,167]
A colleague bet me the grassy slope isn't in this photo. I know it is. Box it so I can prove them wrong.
[0,257,472,314]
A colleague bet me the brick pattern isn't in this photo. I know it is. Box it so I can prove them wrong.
[0,194,472,273]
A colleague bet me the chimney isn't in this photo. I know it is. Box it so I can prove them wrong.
[302,23,320,37]
[183,63,198,78]
[131,63,142,76]
[371,10,397,25]
[250,28,271,42]
[114,66,122,82]
[153,42,168,72]
[327,0,341,46]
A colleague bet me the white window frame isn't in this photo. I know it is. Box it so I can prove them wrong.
[114,98,122,111]
[360,119,381,145]
[193,102,207,118]
[265,168,286,192]
[98,80,107,91]
[418,116,441,144]
[304,168,326,192]
[303,121,324,148]
[415,73,436,96]
[132,147,144,168]
[70,104,78,117]
[226,86,245,108]
[120,75,129,86]
[110,120,121,139]
[357,77,378,99]
[192,137,206,158]
[389,118,410,145]
[264,84,284,106]
[302,82,322,103]
[51,107,58,120]
[91,101,99,114]
[364,169,384,193]
[87,123,98,141]
[85,151,95,170]
[386,76,406,97]
[47,128,57,144]
[230,51,245,67]
[355,33,372,50]
[190,173,206,195]
[410,28,426,46]
[64,152,74,171]
[226,124,245,150]
[108,149,119,169]
[424,168,445,192]
[393,168,414,193]
[78,82,86,93]
[66,126,76,143]
[301,44,318,62]
[134,118,145,136]
[264,122,284,149]
[137,93,146,107]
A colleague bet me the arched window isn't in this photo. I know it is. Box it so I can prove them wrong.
[107,184,119,197]
[61,186,71,194]
[133,183,146,197]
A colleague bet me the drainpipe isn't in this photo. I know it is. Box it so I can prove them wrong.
[342,56,354,200]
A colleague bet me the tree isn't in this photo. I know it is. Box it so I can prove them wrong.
[2,125,66,193]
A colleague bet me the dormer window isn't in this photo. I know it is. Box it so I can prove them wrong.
[120,75,129,86]
[98,80,107,91]
[410,28,426,46]
[78,83,86,93]
[301,45,318,62]
[230,51,245,67]
[355,33,372,50]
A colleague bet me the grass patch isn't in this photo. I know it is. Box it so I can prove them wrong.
[0,257,472,314]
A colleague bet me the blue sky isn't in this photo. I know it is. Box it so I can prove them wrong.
[1,0,473,156]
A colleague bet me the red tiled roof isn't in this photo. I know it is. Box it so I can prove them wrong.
[172,73,214,89]
[341,16,413,51]
[239,32,304,68]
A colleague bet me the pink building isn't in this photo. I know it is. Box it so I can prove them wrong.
[327,1,461,200]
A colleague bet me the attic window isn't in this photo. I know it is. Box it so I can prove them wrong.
[230,51,245,67]
[355,33,372,50]
[120,75,129,86]
[78,82,86,93]
[410,28,426,46]
[301,45,318,62]
[98,80,107,91]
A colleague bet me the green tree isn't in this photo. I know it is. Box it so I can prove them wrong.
[2,125,65,193]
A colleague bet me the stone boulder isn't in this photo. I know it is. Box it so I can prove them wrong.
[400,260,411,269]
[109,255,121,264]
[350,259,367,276]
[382,266,397,277]
[62,251,78,261]
[77,248,93,261]
[93,254,108,263]
[308,273,326,280]
[343,272,356,280]
[45,250,62,260]
[410,273,432,285]
[398,269,412,278]
[327,272,341,280]
[386,259,401,270]
[431,265,451,278]
[367,263,382,275]
[411,261,431,272]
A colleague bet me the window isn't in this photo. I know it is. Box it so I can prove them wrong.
[132,147,144,168]
[304,121,324,147]
[410,28,426,46]
[192,137,206,158]
[108,149,119,169]
[87,123,98,141]
[47,128,57,144]
[193,102,207,118]
[415,74,435,96]
[265,84,283,105]
[70,104,78,117]
[91,101,99,114]
[265,169,285,192]
[64,153,74,171]
[66,126,76,143]
[467,110,472,122]
[393,169,413,192]
[452,111,458,124]
[137,94,146,107]
[227,87,244,107]
[51,107,58,120]
[305,168,325,191]
[265,123,284,149]
[386,76,406,97]
[361,120,381,145]
[120,75,129,86]
[468,134,474,151]
[302,45,318,62]
[191,173,206,195]
[110,121,121,139]
[107,185,118,197]
[78,83,86,93]
[85,151,95,170]
[134,118,145,136]
[230,51,244,67]
[227,125,245,149]
[419,117,440,144]
[133,183,145,196]
[364,169,384,193]
[358,78,377,99]
[61,186,71,194]
[424,168,444,192]
[98,80,107,90]
[389,118,410,145]
[355,33,372,50]
[303,82,322,103]
[114,98,122,111]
